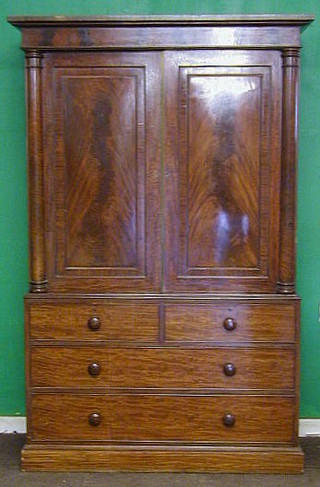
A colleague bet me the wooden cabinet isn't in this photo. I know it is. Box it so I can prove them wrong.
[9,14,313,473]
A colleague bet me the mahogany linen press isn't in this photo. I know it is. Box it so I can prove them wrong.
[8,14,313,472]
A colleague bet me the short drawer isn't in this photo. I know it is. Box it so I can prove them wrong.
[165,303,296,342]
[30,346,295,390]
[30,393,295,443]
[28,302,159,341]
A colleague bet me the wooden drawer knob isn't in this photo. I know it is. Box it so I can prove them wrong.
[87,316,101,331]
[88,362,101,376]
[223,363,236,376]
[88,412,102,426]
[223,317,237,332]
[223,413,236,427]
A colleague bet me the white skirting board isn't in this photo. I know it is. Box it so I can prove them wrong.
[0,417,320,436]
[0,417,26,434]
[299,419,320,437]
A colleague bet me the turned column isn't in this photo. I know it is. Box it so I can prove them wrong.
[25,50,48,292]
[277,48,300,294]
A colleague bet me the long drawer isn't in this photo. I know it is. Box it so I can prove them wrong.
[30,393,295,443]
[28,303,159,341]
[165,303,296,342]
[30,346,295,390]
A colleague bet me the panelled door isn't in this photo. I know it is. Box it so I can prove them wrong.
[43,52,161,292]
[43,49,282,294]
[164,50,282,293]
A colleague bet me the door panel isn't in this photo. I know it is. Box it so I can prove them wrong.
[186,73,260,270]
[62,74,139,270]
[43,52,161,292]
[164,50,281,292]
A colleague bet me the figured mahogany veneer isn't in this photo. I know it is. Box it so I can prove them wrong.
[20,445,304,473]
[8,14,313,472]
[30,393,295,443]
[28,302,159,340]
[31,346,295,390]
[164,50,282,293]
[165,302,297,342]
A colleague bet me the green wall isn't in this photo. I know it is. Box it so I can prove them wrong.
[1,0,319,417]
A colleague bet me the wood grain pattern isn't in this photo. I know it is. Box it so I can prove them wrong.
[277,49,300,294]
[61,72,138,269]
[8,16,310,53]
[164,50,282,292]
[165,302,296,342]
[30,393,295,442]
[185,71,260,269]
[25,51,48,292]
[43,52,161,292]
[21,444,304,473]
[9,15,311,473]
[30,346,295,390]
[28,302,159,340]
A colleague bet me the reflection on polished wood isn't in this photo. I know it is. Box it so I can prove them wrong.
[164,50,281,292]
[9,14,312,472]
[187,74,260,268]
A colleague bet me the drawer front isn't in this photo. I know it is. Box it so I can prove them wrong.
[31,394,294,443]
[28,303,159,340]
[165,303,296,342]
[31,346,295,390]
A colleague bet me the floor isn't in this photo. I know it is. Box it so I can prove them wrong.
[1,435,320,486]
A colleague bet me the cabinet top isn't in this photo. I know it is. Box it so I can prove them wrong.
[8,14,314,50]
[7,14,314,28]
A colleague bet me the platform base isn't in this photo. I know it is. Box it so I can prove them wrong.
[21,444,304,473]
